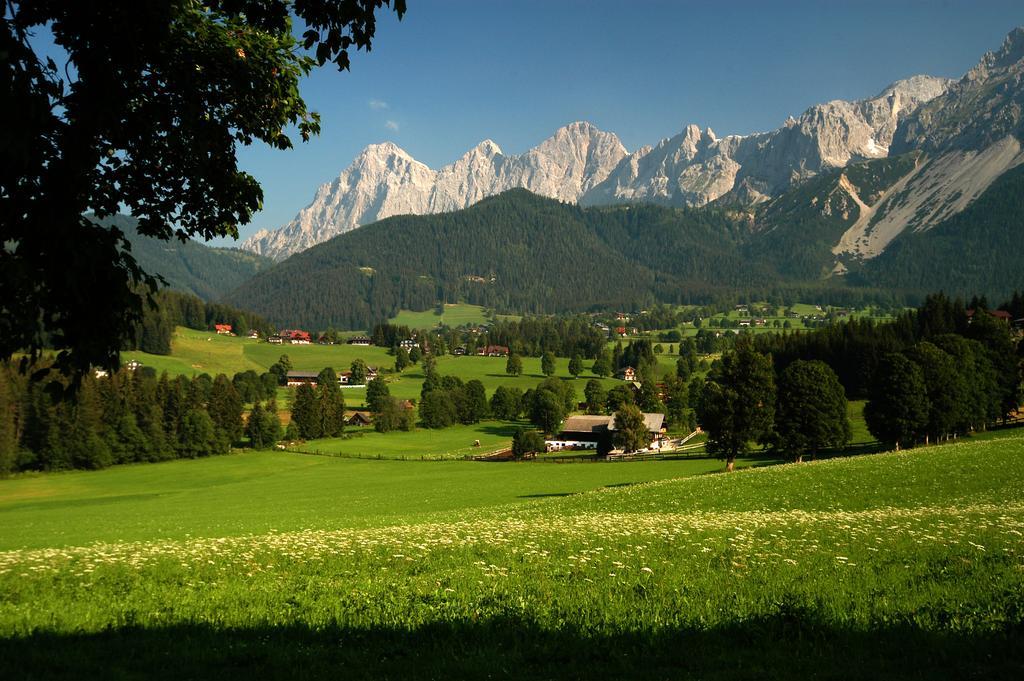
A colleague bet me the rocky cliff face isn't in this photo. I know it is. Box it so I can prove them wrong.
[242,29,1024,263]
[241,122,627,260]
[831,29,1024,261]
[893,28,1024,155]
[581,75,951,209]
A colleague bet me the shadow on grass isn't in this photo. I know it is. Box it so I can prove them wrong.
[516,492,577,498]
[2,615,1020,680]
[472,423,524,437]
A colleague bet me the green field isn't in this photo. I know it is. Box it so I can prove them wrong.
[1,431,1022,678]
[389,303,498,329]
[126,327,631,410]
[288,420,525,460]
[0,452,764,551]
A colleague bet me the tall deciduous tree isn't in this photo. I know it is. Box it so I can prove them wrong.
[365,377,391,415]
[506,353,523,377]
[695,341,776,471]
[394,347,411,372]
[1,1,406,379]
[568,354,583,379]
[903,342,966,443]
[612,405,650,453]
[584,379,607,415]
[530,389,565,435]
[864,353,929,450]
[775,360,850,462]
[541,352,556,378]
[349,360,368,386]
[512,428,545,459]
[464,380,489,423]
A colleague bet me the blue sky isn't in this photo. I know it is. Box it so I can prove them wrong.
[155,2,1024,242]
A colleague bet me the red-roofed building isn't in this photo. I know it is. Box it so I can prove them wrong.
[215,324,232,335]
[279,329,312,344]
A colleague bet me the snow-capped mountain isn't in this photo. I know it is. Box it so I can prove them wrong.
[242,28,1024,264]
[241,122,627,260]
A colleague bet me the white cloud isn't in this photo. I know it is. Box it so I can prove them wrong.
[369,99,389,110]
[385,120,400,132]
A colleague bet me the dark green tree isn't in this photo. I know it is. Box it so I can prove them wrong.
[290,382,319,440]
[606,384,635,412]
[903,342,966,443]
[864,353,929,450]
[246,400,268,449]
[568,354,583,379]
[1,0,406,378]
[365,377,391,415]
[506,353,523,377]
[315,368,345,438]
[541,351,557,377]
[349,359,368,386]
[208,374,243,444]
[180,408,219,458]
[490,386,523,420]
[662,375,689,429]
[775,360,850,462]
[592,349,612,378]
[612,404,651,453]
[512,428,546,459]
[419,391,457,429]
[530,389,565,435]
[394,347,411,372]
[464,380,489,423]
[695,342,776,471]
[375,397,414,433]
[584,379,607,415]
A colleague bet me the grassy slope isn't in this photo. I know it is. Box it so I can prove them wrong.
[287,420,526,460]
[0,432,1022,679]
[388,303,520,329]
[123,327,630,408]
[0,453,760,551]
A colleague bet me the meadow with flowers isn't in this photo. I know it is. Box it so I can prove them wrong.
[1,433,1023,679]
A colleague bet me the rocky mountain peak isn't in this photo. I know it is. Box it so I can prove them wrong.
[877,75,953,109]
[242,122,628,259]
[991,26,1024,70]
[470,139,503,157]
[358,141,413,160]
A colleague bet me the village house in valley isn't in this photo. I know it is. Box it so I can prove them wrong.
[285,366,378,388]
[545,413,666,455]
[616,366,637,382]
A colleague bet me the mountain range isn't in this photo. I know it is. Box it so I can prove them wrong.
[240,29,1024,263]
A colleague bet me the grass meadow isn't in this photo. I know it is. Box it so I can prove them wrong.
[1,431,1022,679]
[124,326,633,409]
[388,303,520,329]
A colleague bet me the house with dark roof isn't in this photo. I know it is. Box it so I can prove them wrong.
[545,413,666,454]
[346,411,373,427]
[286,371,320,387]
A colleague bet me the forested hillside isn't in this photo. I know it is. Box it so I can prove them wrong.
[225,190,755,328]
[855,164,1024,298]
[224,178,1024,330]
[95,214,272,301]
